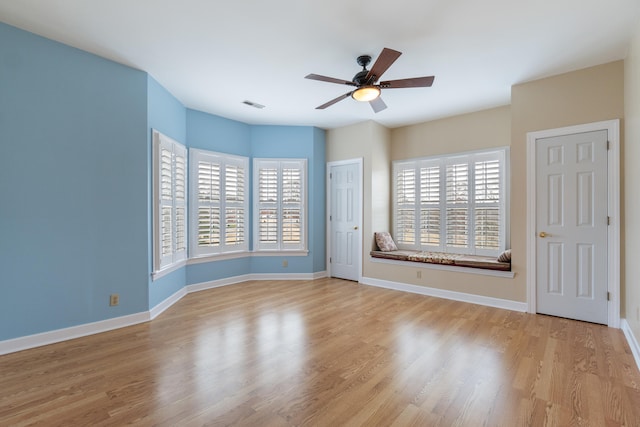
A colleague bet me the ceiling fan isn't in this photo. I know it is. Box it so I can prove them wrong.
[305,47,435,113]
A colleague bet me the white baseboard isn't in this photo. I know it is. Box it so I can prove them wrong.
[150,287,188,320]
[248,271,327,281]
[360,276,528,312]
[0,270,512,356]
[0,271,326,355]
[186,274,253,293]
[0,312,150,356]
[621,319,640,372]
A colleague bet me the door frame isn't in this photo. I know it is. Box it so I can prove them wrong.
[526,119,620,327]
[326,158,363,282]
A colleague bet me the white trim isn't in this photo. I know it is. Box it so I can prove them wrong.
[149,287,187,320]
[151,259,187,281]
[189,149,250,257]
[621,319,640,372]
[0,270,329,355]
[392,147,509,257]
[253,158,308,252]
[0,312,150,356]
[187,274,253,293]
[361,276,527,312]
[250,250,309,257]
[369,256,515,278]
[248,272,326,281]
[526,119,620,327]
[326,158,364,282]
[188,251,250,264]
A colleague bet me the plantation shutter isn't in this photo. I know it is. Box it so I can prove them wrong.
[257,163,279,248]
[224,160,246,247]
[394,162,417,247]
[254,159,306,251]
[190,149,249,257]
[473,153,504,254]
[153,130,187,272]
[197,158,221,249]
[419,165,441,249]
[392,148,507,257]
[445,161,469,251]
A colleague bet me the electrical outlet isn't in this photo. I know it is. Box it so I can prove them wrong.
[110,294,119,306]
[417,271,422,279]
[282,259,288,268]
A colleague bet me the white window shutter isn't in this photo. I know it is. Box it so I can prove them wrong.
[392,148,507,257]
[254,159,307,251]
[419,165,441,249]
[153,130,187,272]
[445,162,469,251]
[393,163,417,247]
[190,149,249,257]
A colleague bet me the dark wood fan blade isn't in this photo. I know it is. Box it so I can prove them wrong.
[305,74,356,86]
[369,97,387,113]
[316,92,353,109]
[379,76,435,88]
[365,48,402,83]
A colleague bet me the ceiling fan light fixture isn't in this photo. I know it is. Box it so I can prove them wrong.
[351,86,380,102]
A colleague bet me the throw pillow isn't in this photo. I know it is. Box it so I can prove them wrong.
[497,249,511,263]
[375,232,398,252]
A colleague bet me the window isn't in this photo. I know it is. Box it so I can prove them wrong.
[393,148,507,256]
[190,149,249,257]
[153,130,187,272]
[253,158,307,251]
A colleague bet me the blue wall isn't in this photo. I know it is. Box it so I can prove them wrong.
[0,23,149,340]
[0,22,326,342]
[249,126,326,274]
[146,77,188,309]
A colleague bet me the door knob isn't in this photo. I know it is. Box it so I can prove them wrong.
[353,226,359,230]
[539,231,548,238]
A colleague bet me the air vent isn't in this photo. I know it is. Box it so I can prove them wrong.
[242,100,265,109]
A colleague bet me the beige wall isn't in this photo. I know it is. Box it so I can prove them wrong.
[378,106,520,301]
[625,26,640,344]
[327,61,625,307]
[326,121,391,276]
[511,61,624,307]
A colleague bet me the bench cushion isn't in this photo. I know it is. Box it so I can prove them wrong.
[370,250,511,271]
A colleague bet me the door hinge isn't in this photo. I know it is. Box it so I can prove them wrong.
[329,257,332,263]
[330,172,332,179]
[607,140,610,150]
[607,216,610,225]
[607,291,611,301]
[330,215,332,221]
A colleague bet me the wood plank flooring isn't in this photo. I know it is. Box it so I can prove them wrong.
[1,278,639,426]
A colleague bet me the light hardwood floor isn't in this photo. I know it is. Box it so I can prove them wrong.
[1,278,639,426]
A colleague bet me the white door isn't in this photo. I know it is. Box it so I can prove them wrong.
[536,130,608,324]
[329,161,361,281]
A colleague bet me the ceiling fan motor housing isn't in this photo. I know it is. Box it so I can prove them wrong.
[353,55,373,85]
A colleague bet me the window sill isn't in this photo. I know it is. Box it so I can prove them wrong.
[187,251,251,264]
[251,250,309,257]
[151,260,187,281]
[188,249,309,264]
[370,255,515,278]
[153,249,310,280]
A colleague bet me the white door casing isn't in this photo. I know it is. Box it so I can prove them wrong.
[535,130,608,324]
[526,120,620,327]
[327,159,362,281]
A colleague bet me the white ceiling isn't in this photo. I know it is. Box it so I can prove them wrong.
[1,0,639,129]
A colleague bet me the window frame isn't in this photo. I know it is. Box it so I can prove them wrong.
[152,130,188,275]
[189,148,249,258]
[392,147,509,257]
[253,158,308,252]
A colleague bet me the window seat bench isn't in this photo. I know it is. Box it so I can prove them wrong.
[370,250,511,272]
